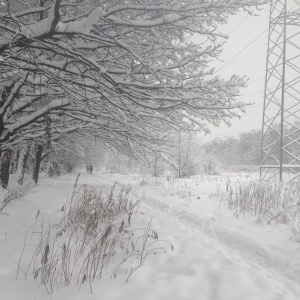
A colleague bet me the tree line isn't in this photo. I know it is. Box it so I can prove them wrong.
[0,0,269,187]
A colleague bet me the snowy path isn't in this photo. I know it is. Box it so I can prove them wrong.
[1,172,300,300]
[134,192,300,300]
[90,173,300,300]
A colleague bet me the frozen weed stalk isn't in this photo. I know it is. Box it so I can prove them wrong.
[213,177,300,225]
[0,179,34,212]
[147,175,201,202]
[19,177,172,293]
[112,217,174,283]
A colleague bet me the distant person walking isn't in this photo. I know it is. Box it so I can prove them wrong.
[86,164,89,172]
[89,165,93,174]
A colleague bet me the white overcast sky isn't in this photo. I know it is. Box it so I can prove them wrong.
[201,4,270,142]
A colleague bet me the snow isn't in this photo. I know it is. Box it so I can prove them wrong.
[0,171,300,299]
[57,7,102,34]
[20,3,57,38]
[2,99,69,138]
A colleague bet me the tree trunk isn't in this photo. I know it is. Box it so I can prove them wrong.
[18,146,30,185]
[10,149,20,174]
[178,130,181,178]
[39,0,44,21]
[0,150,12,188]
[153,156,158,177]
[33,145,43,184]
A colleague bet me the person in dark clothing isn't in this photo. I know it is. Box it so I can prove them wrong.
[86,164,89,172]
[89,165,93,174]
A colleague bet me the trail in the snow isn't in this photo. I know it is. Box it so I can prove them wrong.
[89,173,300,300]
[134,189,300,299]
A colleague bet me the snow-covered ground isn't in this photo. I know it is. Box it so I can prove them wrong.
[0,171,300,300]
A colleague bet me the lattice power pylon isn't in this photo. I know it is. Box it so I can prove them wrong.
[260,0,300,182]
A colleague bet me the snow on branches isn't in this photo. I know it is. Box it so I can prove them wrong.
[0,0,268,155]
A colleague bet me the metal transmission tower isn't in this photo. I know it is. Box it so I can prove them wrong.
[260,0,300,182]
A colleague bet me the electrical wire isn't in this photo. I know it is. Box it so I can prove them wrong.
[213,28,268,76]
[227,14,249,35]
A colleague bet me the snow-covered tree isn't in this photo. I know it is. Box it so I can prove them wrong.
[202,130,262,168]
[0,0,268,185]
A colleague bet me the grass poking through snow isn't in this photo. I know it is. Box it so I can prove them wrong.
[18,175,173,294]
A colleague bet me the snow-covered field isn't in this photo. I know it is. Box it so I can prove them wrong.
[0,171,300,300]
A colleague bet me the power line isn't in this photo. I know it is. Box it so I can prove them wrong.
[228,14,249,35]
[224,42,267,67]
[248,76,265,84]
[214,2,300,77]
[200,100,300,141]
[201,3,300,145]
[246,103,264,110]
[240,91,300,117]
[213,28,268,76]
[237,88,265,101]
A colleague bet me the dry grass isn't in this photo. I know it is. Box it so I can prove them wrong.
[20,175,172,293]
[139,173,300,226]
[0,178,34,212]
[213,179,300,224]
[138,175,203,202]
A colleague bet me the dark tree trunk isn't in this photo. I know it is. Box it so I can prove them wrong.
[18,147,30,185]
[16,149,20,168]
[40,0,44,21]
[33,145,43,184]
[10,149,20,174]
[0,150,12,188]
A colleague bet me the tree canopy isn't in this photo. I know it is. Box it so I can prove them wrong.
[0,0,271,189]
[0,0,269,156]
